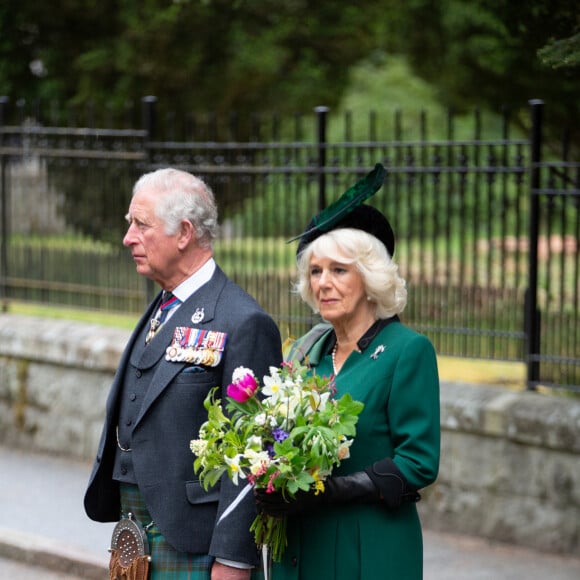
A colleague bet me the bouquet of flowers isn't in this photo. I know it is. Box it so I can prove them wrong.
[190,360,364,562]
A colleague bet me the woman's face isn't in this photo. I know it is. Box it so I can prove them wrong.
[309,250,372,325]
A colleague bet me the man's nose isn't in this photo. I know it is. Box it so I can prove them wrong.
[122,223,137,247]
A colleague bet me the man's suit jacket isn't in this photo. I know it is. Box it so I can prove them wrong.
[84,266,282,565]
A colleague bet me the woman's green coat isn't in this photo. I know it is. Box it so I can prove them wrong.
[274,319,440,580]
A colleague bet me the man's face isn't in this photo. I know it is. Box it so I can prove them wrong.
[123,188,181,286]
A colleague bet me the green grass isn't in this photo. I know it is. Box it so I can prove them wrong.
[10,233,117,253]
[4,300,139,330]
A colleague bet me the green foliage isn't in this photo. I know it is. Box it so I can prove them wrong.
[190,361,364,559]
[2,0,577,147]
[538,32,580,69]
[44,160,137,244]
[0,0,379,117]
[386,0,580,145]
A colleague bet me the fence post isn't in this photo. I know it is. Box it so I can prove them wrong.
[141,96,158,304]
[0,96,9,313]
[314,106,329,210]
[525,99,543,389]
[142,95,158,158]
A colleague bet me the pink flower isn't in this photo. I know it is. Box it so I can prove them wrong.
[227,371,258,403]
[266,470,280,493]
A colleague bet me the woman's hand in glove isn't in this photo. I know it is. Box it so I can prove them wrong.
[254,471,380,517]
[254,488,320,517]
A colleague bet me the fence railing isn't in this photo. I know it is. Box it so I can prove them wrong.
[0,97,578,391]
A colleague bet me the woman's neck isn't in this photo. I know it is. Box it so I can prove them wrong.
[333,314,377,350]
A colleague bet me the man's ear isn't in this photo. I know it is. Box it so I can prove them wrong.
[177,219,195,249]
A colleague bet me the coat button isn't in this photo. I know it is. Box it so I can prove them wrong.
[291,556,297,567]
[130,393,137,401]
[136,370,142,378]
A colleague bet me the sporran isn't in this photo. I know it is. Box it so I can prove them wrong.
[109,512,151,580]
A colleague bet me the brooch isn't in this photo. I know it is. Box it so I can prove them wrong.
[370,345,386,360]
[191,308,205,324]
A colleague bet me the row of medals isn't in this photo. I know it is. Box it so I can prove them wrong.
[165,344,221,366]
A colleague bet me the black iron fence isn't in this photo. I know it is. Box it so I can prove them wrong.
[0,97,578,391]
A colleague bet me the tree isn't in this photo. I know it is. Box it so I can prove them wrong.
[2,0,579,147]
[0,0,383,119]
[538,32,580,69]
[380,0,580,145]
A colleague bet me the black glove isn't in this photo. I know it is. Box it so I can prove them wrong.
[255,460,420,517]
[254,471,380,517]
[364,457,421,509]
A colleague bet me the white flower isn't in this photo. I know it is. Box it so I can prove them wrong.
[254,413,267,426]
[277,402,293,420]
[190,439,207,456]
[319,391,331,409]
[284,375,298,389]
[224,454,247,486]
[285,395,302,418]
[246,435,262,450]
[262,372,283,400]
[304,390,331,415]
[243,449,272,474]
[232,366,255,383]
[337,438,353,460]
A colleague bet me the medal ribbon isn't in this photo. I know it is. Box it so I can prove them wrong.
[165,327,228,366]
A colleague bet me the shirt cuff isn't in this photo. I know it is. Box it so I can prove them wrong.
[215,557,253,569]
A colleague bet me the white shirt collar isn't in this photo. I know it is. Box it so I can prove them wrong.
[171,258,216,303]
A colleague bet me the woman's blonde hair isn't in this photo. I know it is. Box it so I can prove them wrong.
[295,228,407,319]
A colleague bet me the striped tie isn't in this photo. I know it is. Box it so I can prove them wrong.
[145,292,180,344]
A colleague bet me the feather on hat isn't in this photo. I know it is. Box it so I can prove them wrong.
[291,163,395,256]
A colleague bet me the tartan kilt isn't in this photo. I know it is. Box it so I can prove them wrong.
[119,484,264,580]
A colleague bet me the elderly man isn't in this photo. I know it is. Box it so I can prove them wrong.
[85,168,282,579]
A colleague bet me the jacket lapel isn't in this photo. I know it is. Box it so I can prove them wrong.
[134,268,228,425]
[105,297,159,415]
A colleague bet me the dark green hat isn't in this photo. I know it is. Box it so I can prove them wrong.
[292,163,395,256]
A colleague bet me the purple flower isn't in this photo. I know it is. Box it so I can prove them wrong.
[272,427,289,443]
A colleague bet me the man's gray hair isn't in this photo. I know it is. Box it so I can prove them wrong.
[133,168,219,248]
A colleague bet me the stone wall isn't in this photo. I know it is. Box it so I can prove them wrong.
[423,382,580,556]
[0,314,127,459]
[0,313,578,556]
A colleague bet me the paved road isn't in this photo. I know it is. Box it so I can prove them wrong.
[1,446,579,579]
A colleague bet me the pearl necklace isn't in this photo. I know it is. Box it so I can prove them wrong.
[332,342,339,375]
[332,341,362,375]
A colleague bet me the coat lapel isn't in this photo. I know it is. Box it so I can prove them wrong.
[134,267,228,426]
[105,297,159,416]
